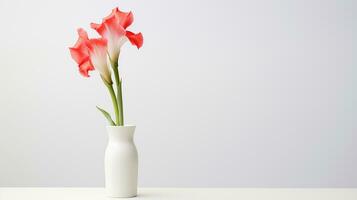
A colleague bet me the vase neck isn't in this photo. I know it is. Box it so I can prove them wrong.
[107,126,136,143]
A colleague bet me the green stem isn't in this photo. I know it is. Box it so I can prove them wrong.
[102,77,120,126]
[117,80,124,126]
[111,61,124,126]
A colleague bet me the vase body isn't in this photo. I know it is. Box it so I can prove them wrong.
[105,125,138,198]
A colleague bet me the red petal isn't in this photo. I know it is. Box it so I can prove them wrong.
[117,10,133,29]
[104,14,126,37]
[90,23,106,37]
[73,28,89,48]
[103,7,118,22]
[69,29,90,64]
[77,28,88,39]
[69,46,88,64]
[69,28,95,78]
[78,59,94,77]
[126,31,143,49]
[91,9,126,39]
[85,38,107,52]
[104,7,133,29]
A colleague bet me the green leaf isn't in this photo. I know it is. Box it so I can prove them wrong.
[96,106,116,126]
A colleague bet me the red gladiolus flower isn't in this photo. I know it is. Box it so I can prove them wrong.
[69,29,94,77]
[69,29,112,84]
[90,7,143,62]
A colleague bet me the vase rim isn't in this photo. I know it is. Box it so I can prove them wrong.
[107,125,136,128]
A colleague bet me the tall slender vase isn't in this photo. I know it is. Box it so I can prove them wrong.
[105,126,138,198]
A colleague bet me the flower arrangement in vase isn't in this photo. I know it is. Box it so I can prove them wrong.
[69,7,143,198]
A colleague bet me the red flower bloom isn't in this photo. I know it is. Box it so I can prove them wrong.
[69,29,112,83]
[90,7,143,62]
[69,29,94,77]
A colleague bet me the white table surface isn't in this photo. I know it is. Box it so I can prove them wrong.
[1,188,357,200]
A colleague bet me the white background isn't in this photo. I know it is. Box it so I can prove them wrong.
[0,0,356,187]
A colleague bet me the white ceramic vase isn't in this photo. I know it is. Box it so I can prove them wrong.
[105,125,138,198]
